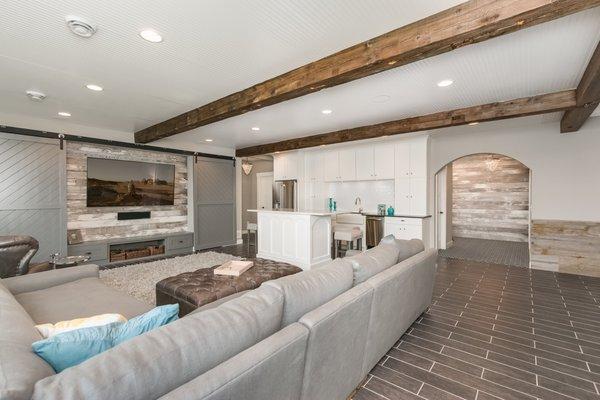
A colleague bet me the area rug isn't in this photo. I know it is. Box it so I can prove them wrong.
[438,237,529,268]
[100,251,241,305]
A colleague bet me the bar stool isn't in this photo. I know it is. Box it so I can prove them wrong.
[246,221,258,253]
[333,225,363,259]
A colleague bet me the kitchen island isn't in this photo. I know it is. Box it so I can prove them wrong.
[247,209,333,270]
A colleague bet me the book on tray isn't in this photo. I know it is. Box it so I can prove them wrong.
[214,260,254,277]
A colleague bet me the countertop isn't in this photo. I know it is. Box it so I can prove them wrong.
[246,208,335,216]
[247,209,431,218]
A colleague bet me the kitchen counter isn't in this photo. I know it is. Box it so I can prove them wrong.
[334,210,432,219]
[247,208,335,216]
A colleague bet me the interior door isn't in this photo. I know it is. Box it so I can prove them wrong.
[256,172,273,210]
[0,132,67,262]
[436,167,448,249]
[194,157,236,250]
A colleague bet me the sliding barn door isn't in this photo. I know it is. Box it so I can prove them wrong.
[194,157,236,250]
[0,133,67,262]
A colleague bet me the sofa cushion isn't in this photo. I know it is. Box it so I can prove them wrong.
[32,285,284,400]
[0,279,54,400]
[346,243,400,285]
[380,235,424,262]
[263,258,353,327]
[15,277,152,324]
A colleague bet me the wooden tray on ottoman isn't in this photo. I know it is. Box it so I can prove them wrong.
[155,258,302,316]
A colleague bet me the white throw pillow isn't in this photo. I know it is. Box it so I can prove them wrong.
[35,313,127,338]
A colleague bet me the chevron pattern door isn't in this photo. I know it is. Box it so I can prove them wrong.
[0,133,67,262]
[194,157,236,250]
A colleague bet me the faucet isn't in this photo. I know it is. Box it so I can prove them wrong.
[354,197,363,213]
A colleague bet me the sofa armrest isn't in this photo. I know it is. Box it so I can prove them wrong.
[2,264,100,295]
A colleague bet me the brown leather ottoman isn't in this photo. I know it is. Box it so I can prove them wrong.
[156,258,302,316]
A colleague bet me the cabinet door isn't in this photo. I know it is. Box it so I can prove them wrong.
[323,151,340,182]
[355,146,374,181]
[273,154,285,180]
[409,177,427,215]
[395,142,411,178]
[284,152,298,180]
[373,144,394,180]
[409,139,427,178]
[338,148,356,181]
[404,224,423,240]
[306,152,323,181]
[394,178,411,214]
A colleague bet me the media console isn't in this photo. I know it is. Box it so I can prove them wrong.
[67,232,194,267]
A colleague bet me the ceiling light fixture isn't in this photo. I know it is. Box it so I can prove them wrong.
[205,139,213,142]
[139,29,163,43]
[437,79,454,87]
[25,90,46,101]
[251,127,260,132]
[321,109,333,115]
[86,84,103,92]
[242,159,254,175]
[65,15,97,38]
[58,112,71,117]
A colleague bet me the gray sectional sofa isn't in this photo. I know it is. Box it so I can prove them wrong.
[0,237,437,400]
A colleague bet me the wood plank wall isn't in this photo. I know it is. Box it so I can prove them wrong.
[66,142,189,242]
[452,154,529,242]
[531,220,600,277]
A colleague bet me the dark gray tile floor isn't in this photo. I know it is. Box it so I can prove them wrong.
[439,238,530,268]
[352,257,600,400]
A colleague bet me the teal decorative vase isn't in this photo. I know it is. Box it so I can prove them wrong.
[387,206,395,216]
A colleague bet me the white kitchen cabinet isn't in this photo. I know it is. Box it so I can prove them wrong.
[355,144,394,180]
[373,144,394,179]
[355,147,374,180]
[338,149,356,181]
[273,152,299,181]
[394,178,411,214]
[409,138,427,178]
[384,217,423,241]
[323,152,340,182]
[306,152,323,182]
[394,137,428,215]
[395,142,411,178]
[409,177,427,215]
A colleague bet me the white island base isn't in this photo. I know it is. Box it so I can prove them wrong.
[248,210,332,270]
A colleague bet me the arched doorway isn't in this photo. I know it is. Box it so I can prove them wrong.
[435,153,531,268]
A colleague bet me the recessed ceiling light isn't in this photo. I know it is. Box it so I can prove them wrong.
[86,84,103,92]
[205,139,213,142]
[139,29,163,43]
[468,122,479,126]
[25,90,46,101]
[437,79,454,87]
[321,109,333,115]
[58,112,71,117]
[65,15,97,38]
[251,127,260,132]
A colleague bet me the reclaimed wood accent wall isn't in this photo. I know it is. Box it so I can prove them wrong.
[66,142,189,242]
[531,220,600,277]
[452,154,529,242]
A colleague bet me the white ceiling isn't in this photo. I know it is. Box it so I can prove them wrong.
[1,1,599,152]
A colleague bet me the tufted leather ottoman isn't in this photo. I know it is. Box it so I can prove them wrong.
[155,258,302,316]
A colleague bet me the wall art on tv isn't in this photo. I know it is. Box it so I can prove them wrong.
[87,158,175,207]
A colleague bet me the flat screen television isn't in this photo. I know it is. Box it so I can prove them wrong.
[87,158,175,207]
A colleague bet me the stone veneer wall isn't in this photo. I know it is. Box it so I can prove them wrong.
[452,154,530,242]
[66,142,189,242]
[531,219,600,277]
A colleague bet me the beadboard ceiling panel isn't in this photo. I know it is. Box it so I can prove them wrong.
[0,1,598,148]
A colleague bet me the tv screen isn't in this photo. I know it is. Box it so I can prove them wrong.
[87,158,175,207]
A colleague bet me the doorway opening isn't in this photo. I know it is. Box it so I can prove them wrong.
[240,155,274,251]
[435,153,531,267]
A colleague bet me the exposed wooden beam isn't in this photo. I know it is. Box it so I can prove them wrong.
[135,0,600,143]
[561,40,600,132]
[236,90,576,157]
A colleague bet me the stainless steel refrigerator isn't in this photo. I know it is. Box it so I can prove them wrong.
[273,180,297,211]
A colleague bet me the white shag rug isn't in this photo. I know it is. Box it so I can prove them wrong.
[100,251,241,305]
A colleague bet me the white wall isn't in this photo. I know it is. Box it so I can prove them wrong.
[428,114,600,222]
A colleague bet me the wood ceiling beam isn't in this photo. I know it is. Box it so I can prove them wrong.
[235,90,576,157]
[561,40,600,133]
[134,0,600,143]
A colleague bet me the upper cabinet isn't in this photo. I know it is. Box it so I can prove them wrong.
[305,152,323,181]
[395,138,427,178]
[323,149,355,182]
[273,152,299,181]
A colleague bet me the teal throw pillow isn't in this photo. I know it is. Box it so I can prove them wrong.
[32,304,179,372]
